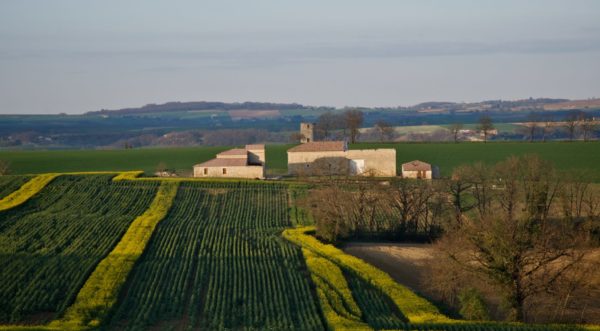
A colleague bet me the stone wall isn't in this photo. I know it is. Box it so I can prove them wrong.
[248,150,265,165]
[193,165,264,179]
[288,151,347,176]
[287,148,396,177]
[346,149,396,176]
[401,170,432,179]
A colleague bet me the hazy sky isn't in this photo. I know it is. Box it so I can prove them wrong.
[1,0,599,114]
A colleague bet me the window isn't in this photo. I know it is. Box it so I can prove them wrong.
[307,138,310,142]
[203,168,208,175]
[222,168,227,174]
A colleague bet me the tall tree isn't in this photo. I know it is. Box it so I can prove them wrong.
[477,115,495,143]
[436,156,591,322]
[316,111,336,140]
[448,123,463,143]
[344,109,364,143]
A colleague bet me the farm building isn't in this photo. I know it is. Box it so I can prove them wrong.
[287,141,396,177]
[401,160,435,179]
[193,144,265,179]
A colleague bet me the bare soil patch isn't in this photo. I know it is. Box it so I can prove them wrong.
[341,242,434,293]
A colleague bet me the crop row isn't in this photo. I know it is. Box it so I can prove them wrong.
[108,182,325,330]
[0,175,159,324]
[302,248,369,330]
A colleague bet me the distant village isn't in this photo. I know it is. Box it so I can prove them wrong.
[189,123,437,180]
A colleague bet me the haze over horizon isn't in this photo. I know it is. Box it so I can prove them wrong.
[1,0,599,114]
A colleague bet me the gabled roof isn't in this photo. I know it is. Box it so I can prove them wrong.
[217,148,247,157]
[194,158,249,167]
[245,144,265,151]
[287,141,346,153]
[402,160,432,171]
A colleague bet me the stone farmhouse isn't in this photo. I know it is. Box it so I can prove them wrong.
[193,144,265,179]
[287,123,396,177]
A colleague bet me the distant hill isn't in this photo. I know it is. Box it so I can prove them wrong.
[543,98,600,111]
[86,101,311,115]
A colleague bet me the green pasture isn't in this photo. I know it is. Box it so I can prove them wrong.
[352,141,600,180]
[0,142,599,181]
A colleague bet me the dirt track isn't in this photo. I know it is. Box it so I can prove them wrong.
[341,242,434,293]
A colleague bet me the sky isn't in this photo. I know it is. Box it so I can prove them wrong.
[0,0,599,114]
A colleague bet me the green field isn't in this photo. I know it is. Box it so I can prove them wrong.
[2,142,599,180]
[0,175,158,323]
[352,141,600,180]
[109,182,324,330]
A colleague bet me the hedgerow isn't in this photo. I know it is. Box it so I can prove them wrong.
[52,181,179,329]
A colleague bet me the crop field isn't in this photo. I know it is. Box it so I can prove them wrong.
[0,174,598,330]
[108,181,324,330]
[0,175,158,324]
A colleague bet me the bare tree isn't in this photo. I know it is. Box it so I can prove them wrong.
[289,132,305,143]
[448,166,475,226]
[579,113,597,142]
[316,111,336,140]
[387,180,435,236]
[564,111,580,142]
[541,114,554,142]
[436,156,592,322]
[448,123,463,143]
[523,112,539,142]
[477,115,494,143]
[373,120,395,142]
[0,160,10,175]
[344,109,364,143]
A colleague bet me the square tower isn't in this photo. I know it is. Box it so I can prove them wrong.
[300,122,314,143]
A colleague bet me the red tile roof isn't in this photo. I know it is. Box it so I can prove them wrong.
[194,158,250,167]
[217,148,247,156]
[402,160,431,171]
[245,144,265,150]
[287,141,346,153]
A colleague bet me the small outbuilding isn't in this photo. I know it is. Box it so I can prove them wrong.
[401,160,433,179]
[193,144,265,179]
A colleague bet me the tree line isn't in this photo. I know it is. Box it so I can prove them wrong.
[300,155,600,324]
